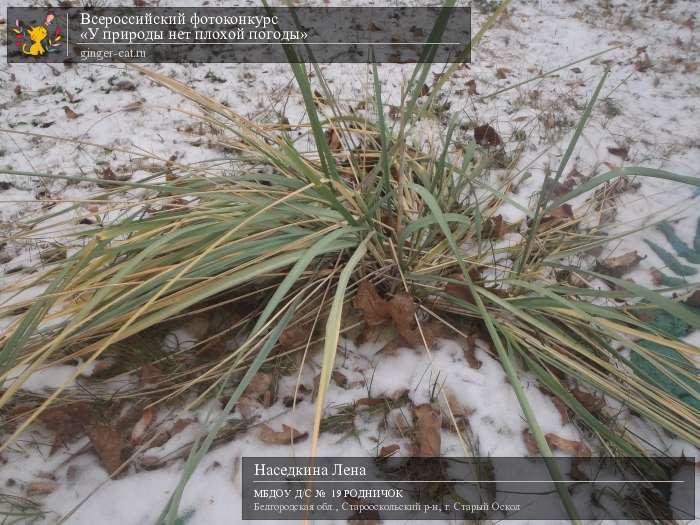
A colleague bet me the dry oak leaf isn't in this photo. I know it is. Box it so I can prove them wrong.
[570,387,606,414]
[63,106,81,119]
[466,78,478,95]
[685,289,700,308]
[442,392,475,431]
[548,395,569,425]
[522,429,539,456]
[242,372,273,401]
[355,397,387,409]
[237,397,263,420]
[537,204,575,232]
[26,480,58,496]
[171,418,194,435]
[413,403,441,457]
[39,402,94,453]
[388,293,417,335]
[549,203,574,219]
[474,124,502,147]
[463,333,483,370]
[88,424,124,475]
[496,67,511,79]
[542,203,574,221]
[130,407,154,445]
[391,410,411,437]
[483,214,510,238]
[607,145,630,160]
[594,251,645,278]
[376,335,405,357]
[258,424,308,444]
[388,293,438,348]
[140,456,162,469]
[354,281,391,326]
[409,321,443,348]
[325,128,342,152]
[545,433,591,458]
[379,444,400,458]
[279,326,307,349]
[444,268,481,305]
[331,370,348,388]
[556,269,588,288]
[139,363,163,388]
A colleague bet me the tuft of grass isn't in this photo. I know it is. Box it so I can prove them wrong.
[0,2,698,523]
[0,493,46,524]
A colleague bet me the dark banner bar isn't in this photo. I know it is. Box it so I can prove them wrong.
[241,456,696,520]
[6,7,471,63]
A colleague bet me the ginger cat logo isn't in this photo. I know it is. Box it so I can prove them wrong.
[12,13,63,57]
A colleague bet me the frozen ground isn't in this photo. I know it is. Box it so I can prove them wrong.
[0,0,699,523]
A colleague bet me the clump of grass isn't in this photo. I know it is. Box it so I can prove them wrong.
[0,493,46,524]
[0,2,698,523]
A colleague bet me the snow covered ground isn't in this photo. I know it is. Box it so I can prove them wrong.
[1,0,699,523]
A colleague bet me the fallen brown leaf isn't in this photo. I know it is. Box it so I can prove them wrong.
[594,251,645,278]
[548,204,574,221]
[354,281,391,326]
[570,387,606,414]
[63,106,80,120]
[413,404,441,457]
[483,214,510,238]
[140,456,161,469]
[444,268,481,305]
[389,293,416,331]
[139,363,162,388]
[442,393,474,431]
[39,402,94,453]
[379,444,400,458]
[545,433,591,457]
[332,370,348,388]
[685,289,700,308]
[279,326,307,349]
[634,55,652,72]
[550,396,569,425]
[244,372,273,401]
[607,145,630,160]
[171,418,194,435]
[391,410,411,437]
[464,333,483,369]
[496,67,511,79]
[325,128,342,152]
[555,269,588,288]
[522,429,539,456]
[237,397,263,419]
[376,336,404,356]
[258,424,308,444]
[474,124,502,147]
[466,79,478,95]
[113,79,136,91]
[355,397,387,409]
[538,204,575,232]
[26,480,58,496]
[88,424,123,475]
[130,407,154,445]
